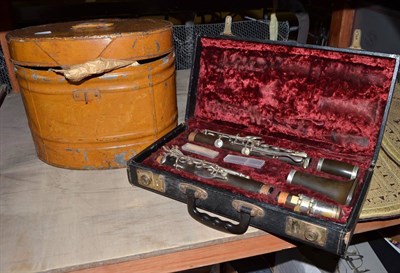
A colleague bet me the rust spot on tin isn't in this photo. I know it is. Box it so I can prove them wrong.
[66,148,80,152]
[132,38,138,49]
[114,152,128,166]
[162,55,169,64]
[114,149,136,166]
[154,40,160,52]
[82,166,96,170]
[83,150,89,162]
[100,74,120,80]
[31,73,50,82]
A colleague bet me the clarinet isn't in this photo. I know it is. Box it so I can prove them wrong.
[157,146,342,220]
[188,129,310,168]
[157,146,273,196]
[188,129,359,179]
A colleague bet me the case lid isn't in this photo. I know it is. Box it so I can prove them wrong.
[187,37,400,165]
[7,18,173,67]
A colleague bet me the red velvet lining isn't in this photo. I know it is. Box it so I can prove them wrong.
[143,37,396,223]
[194,38,395,159]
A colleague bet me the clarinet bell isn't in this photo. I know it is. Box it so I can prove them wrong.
[286,170,358,205]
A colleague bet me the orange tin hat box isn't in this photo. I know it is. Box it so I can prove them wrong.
[7,18,177,169]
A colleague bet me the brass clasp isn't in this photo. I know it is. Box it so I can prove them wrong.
[285,217,328,247]
[136,169,166,192]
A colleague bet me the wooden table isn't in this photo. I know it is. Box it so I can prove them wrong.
[1,70,399,273]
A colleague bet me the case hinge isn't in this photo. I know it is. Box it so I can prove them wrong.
[179,183,208,200]
[232,200,264,217]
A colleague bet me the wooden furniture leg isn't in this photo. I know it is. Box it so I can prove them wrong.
[0,32,19,93]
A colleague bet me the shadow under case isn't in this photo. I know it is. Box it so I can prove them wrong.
[127,36,399,255]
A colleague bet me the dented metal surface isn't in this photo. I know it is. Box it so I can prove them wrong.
[6,18,174,67]
[9,19,177,169]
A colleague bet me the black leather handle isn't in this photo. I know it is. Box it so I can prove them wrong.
[186,193,251,234]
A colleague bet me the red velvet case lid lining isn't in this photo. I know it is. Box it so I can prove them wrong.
[191,37,397,164]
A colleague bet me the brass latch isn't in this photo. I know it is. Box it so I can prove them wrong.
[72,89,100,104]
[136,169,166,193]
[285,217,328,247]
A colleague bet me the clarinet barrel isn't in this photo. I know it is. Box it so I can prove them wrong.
[188,131,244,153]
[317,158,359,179]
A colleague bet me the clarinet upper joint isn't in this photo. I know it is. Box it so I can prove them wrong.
[189,129,311,168]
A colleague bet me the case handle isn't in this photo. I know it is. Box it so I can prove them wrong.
[186,194,251,234]
[180,183,253,234]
